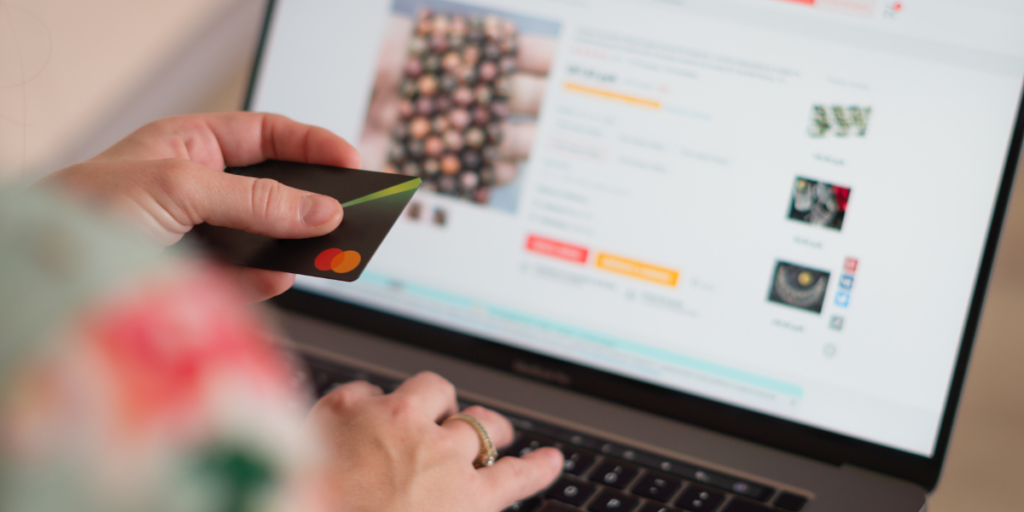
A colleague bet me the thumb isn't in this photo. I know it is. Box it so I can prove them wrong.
[159,159,343,239]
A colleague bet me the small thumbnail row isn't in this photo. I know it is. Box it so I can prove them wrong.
[406,201,449,227]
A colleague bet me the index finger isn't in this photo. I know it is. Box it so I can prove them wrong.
[201,112,362,169]
[98,112,361,171]
[480,448,564,510]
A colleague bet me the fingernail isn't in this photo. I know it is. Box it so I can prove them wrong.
[300,194,338,226]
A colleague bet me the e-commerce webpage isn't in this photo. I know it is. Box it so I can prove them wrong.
[252,0,1024,457]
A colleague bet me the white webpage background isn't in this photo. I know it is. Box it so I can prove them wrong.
[253,0,1024,456]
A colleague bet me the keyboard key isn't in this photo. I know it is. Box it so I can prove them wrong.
[721,499,773,512]
[502,413,538,432]
[688,470,773,502]
[497,413,607,453]
[643,458,704,482]
[773,492,807,512]
[675,484,724,512]
[646,460,773,503]
[560,447,597,476]
[563,432,606,452]
[506,434,554,458]
[546,477,596,506]
[632,452,691,477]
[524,419,588,446]
[721,479,774,502]
[598,442,641,462]
[638,503,682,512]
[588,460,639,489]
[631,473,682,502]
[505,497,543,512]
[588,489,639,512]
[539,501,586,512]
[509,416,605,453]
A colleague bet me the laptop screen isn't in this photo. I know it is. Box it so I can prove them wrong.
[250,0,1024,458]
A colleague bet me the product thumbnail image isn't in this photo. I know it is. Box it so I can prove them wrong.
[360,0,561,214]
[788,177,850,231]
[807,105,871,137]
[768,260,831,313]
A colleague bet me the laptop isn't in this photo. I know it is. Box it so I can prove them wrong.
[245,1,1024,510]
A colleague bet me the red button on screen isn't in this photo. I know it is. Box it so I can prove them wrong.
[526,235,589,264]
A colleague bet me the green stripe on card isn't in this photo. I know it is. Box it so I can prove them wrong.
[341,178,421,208]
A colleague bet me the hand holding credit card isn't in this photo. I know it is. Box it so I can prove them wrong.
[186,160,420,282]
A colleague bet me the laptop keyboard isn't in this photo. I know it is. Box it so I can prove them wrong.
[297,356,809,512]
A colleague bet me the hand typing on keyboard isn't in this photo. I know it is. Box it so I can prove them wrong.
[306,371,564,511]
[305,358,809,512]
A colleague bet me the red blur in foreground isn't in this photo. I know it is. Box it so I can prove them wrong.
[1,259,328,512]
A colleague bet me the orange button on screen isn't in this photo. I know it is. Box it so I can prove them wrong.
[596,253,679,287]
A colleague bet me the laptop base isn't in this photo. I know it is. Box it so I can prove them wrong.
[275,308,928,512]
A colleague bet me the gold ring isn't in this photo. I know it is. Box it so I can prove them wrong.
[444,413,498,468]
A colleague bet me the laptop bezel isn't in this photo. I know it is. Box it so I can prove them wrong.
[246,0,1024,491]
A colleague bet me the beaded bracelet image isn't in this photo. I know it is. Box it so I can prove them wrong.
[361,0,560,213]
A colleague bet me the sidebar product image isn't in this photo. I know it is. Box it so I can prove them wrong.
[807,105,872,137]
[788,177,851,231]
[768,261,831,314]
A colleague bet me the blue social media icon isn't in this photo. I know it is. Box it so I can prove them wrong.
[835,291,851,307]
[840,275,854,290]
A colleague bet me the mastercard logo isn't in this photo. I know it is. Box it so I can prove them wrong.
[314,248,362,274]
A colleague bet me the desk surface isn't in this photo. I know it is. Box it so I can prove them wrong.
[6,1,1024,510]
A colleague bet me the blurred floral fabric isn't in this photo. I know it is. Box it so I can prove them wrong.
[0,190,328,512]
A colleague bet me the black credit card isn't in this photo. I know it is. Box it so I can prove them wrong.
[186,160,420,282]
